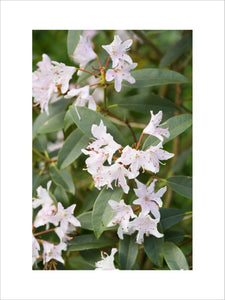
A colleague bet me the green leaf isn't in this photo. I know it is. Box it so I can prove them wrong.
[57,128,89,169]
[144,235,164,267]
[114,94,177,119]
[92,187,123,239]
[119,234,139,270]
[123,68,188,88]
[159,32,192,68]
[171,147,192,174]
[67,255,95,270]
[164,231,185,244]
[167,176,192,199]
[160,208,185,231]
[54,185,70,207]
[69,106,126,145]
[77,212,93,231]
[64,110,74,131]
[33,135,47,153]
[49,166,75,195]
[33,98,69,137]
[67,30,83,58]
[67,234,115,251]
[143,114,192,149]
[163,241,189,270]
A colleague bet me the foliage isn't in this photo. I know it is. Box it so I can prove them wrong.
[32,29,192,270]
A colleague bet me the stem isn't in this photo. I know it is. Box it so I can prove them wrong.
[136,131,144,150]
[34,228,55,236]
[76,68,101,78]
[101,107,137,144]
[104,55,111,69]
[103,87,107,108]
[32,147,46,161]
[96,56,102,69]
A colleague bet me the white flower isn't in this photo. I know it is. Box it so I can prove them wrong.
[54,202,81,233]
[105,61,137,92]
[32,235,40,265]
[51,61,75,94]
[32,181,53,209]
[143,111,170,141]
[42,241,67,264]
[65,85,96,111]
[72,35,97,70]
[102,35,133,68]
[142,142,174,173]
[133,179,167,218]
[108,200,136,239]
[32,54,75,114]
[128,213,163,244]
[95,248,118,270]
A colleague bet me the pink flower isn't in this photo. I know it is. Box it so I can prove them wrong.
[65,85,96,111]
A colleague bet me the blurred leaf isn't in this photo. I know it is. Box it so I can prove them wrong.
[143,114,192,149]
[171,146,192,174]
[92,187,123,239]
[49,165,75,195]
[119,234,139,270]
[33,135,47,153]
[69,106,126,145]
[67,255,95,270]
[114,94,177,117]
[164,231,185,244]
[167,176,192,199]
[57,128,89,169]
[33,98,69,137]
[144,235,164,267]
[80,249,101,266]
[67,234,115,251]
[32,173,41,196]
[123,68,188,88]
[163,241,189,270]
[67,30,83,57]
[159,32,192,68]
[81,188,100,212]
[160,208,185,231]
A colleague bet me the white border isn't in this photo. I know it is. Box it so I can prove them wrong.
[1,1,224,299]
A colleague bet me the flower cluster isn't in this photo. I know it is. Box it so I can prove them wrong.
[102,35,137,92]
[32,181,81,266]
[82,110,173,244]
[82,110,173,194]
[32,54,76,114]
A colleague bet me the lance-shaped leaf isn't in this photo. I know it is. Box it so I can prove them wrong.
[160,208,185,231]
[92,187,123,239]
[69,106,126,145]
[77,212,93,231]
[57,128,89,169]
[159,32,192,68]
[119,234,139,270]
[123,68,188,88]
[143,114,192,149]
[49,165,75,195]
[67,255,95,270]
[167,176,192,199]
[67,30,83,58]
[163,241,189,270]
[144,234,164,267]
[67,234,115,251]
[64,110,74,131]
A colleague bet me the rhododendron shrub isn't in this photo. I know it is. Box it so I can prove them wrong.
[32,30,192,270]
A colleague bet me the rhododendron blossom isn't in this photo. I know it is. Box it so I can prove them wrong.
[54,203,81,233]
[105,61,137,92]
[107,200,136,239]
[95,248,118,270]
[102,35,133,68]
[65,85,96,111]
[133,179,167,218]
[32,235,40,265]
[143,110,170,141]
[128,213,163,244]
[42,241,67,264]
